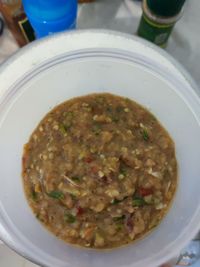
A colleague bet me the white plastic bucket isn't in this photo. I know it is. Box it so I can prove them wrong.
[0,30,200,267]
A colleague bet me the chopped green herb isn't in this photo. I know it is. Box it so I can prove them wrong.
[112,116,119,123]
[125,98,131,102]
[92,124,101,136]
[59,124,67,134]
[132,197,146,207]
[95,96,105,104]
[113,215,126,222]
[71,176,81,182]
[64,121,72,129]
[70,194,77,200]
[116,224,123,231]
[47,191,64,200]
[67,111,74,118]
[107,106,119,122]
[63,111,74,120]
[111,196,128,205]
[31,189,38,201]
[111,199,121,205]
[64,213,76,223]
[106,106,112,112]
[119,167,127,176]
[36,214,44,222]
[141,128,149,141]
[116,106,124,113]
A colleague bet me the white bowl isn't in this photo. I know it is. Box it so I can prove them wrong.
[0,30,200,267]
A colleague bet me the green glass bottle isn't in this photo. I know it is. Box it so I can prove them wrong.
[137,0,186,48]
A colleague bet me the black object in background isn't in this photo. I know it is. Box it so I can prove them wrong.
[0,17,4,36]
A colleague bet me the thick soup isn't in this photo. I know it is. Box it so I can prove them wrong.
[22,93,177,249]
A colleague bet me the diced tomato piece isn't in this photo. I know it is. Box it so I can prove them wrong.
[76,206,84,216]
[85,156,93,163]
[22,155,27,165]
[139,187,153,197]
[90,166,98,173]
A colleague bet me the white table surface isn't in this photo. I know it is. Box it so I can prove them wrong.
[0,0,200,266]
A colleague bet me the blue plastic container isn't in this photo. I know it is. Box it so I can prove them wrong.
[22,0,77,38]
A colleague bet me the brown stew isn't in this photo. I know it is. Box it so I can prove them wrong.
[22,93,177,249]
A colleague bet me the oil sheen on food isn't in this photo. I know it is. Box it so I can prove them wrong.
[22,93,177,249]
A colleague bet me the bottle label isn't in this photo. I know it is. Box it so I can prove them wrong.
[138,14,175,47]
[18,17,35,42]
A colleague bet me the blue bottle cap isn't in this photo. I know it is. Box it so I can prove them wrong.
[22,0,77,38]
[23,0,77,21]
